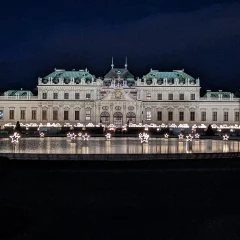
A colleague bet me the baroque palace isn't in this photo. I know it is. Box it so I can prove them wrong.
[0,59,239,128]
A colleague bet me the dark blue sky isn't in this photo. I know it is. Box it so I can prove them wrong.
[0,0,239,94]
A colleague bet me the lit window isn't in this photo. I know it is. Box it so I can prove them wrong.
[146,111,151,121]
[86,109,91,121]
[146,92,151,100]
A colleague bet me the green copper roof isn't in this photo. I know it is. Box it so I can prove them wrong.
[4,90,33,96]
[203,91,233,98]
[143,69,195,81]
[44,68,95,80]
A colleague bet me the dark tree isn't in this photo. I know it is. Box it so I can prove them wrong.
[15,121,22,133]
[205,124,214,136]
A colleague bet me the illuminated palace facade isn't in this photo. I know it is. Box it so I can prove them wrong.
[0,61,239,127]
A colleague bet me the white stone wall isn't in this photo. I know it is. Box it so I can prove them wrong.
[0,77,239,127]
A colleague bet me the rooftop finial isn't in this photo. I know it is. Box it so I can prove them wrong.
[111,57,114,69]
[125,56,128,69]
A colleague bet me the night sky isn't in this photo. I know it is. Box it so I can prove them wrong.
[0,0,239,94]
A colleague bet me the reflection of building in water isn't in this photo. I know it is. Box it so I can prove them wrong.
[177,141,184,153]
[105,140,111,154]
[186,142,192,153]
[69,142,77,154]
[0,59,239,128]
[193,140,200,152]
[142,143,149,154]
[206,140,212,153]
[81,146,89,154]
[223,142,229,153]
[12,142,19,153]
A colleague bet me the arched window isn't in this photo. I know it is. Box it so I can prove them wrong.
[126,112,136,124]
[113,112,123,126]
[100,112,110,124]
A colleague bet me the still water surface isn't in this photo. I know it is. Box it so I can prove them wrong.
[0,137,239,154]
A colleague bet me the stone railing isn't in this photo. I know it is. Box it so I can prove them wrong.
[200,97,240,101]
[0,96,38,100]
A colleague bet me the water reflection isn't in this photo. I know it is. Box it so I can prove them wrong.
[0,137,239,154]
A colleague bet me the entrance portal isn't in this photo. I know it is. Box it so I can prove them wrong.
[113,112,123,126]
[100,112,110,124]
[126,112,136,124]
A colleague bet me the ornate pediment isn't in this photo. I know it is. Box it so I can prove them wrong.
[100,88,135,102]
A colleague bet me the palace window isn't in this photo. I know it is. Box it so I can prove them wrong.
[146,92,151,100]
[179,94,184,100]
[157,111,162,121]
[42,110,47,120]
[64,111,69,121]
[75,93,80,99]
[224,112,228,121]
[201,112,206,121]
[179,112,184,121]
[146,111,151,121]
[42,92,47,99]
[235,112,239,121]
[53,93,58,99]
[86,93,91,99]
[53,110,58,121]
[32,110,36,120]
[64,93,69,99]
[86,108,91,121]
[212,112,217,121]
[190,94,195,100]
[20,110,25,120]
[157,93,162,100]
[168,94,173,100]
[75,111,80,120]
[9,110,14,120]
[168,111,173,121]
[190,112,195,121]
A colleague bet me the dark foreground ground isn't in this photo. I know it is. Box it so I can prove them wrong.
[1,158,240,240]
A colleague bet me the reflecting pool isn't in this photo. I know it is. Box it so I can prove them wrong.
[0,137,240,154]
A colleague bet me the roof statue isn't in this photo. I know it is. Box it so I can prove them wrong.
[111,57,114,69]
[125,57,128,69]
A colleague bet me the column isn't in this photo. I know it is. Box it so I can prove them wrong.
[123,104,126,124]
